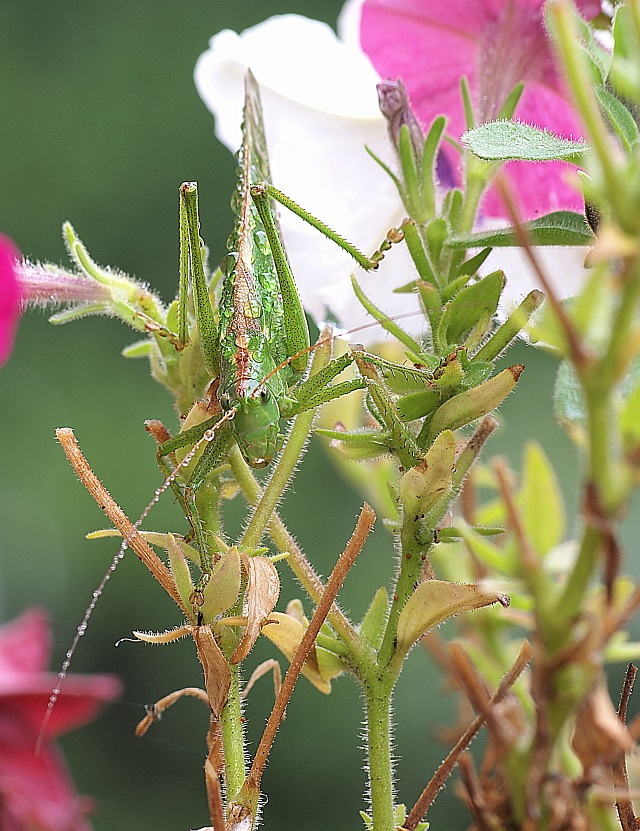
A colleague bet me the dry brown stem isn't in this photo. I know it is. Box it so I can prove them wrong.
[56,427,184,610]
[403,639,533,830]
[614,664,638,831]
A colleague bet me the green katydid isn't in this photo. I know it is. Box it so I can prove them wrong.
[164,71,403,480]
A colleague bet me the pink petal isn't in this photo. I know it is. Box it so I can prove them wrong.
[0,721,93,831]
[360,0,600,218]
[0,609,122,738]
[0,609,51,676]
[0,234,22,366]
[0,677,122,740]
[0,610,122,829]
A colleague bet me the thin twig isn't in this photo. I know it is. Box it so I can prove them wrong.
[56,427,184,609]
[458,753,502,831]
[493,458,538,575]
[403,640,533,831]
[495,176,588,370]
[614,664,638,831]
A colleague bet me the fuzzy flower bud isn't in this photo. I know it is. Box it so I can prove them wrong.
[377,78,424,160]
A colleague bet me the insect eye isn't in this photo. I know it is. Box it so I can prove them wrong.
[219,392,232,411]
[259,388,268,400]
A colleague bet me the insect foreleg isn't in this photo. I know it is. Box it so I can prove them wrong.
[155,414,233,574]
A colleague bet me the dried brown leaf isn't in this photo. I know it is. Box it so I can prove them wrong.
[193,625,231,717]
[231,557,280,664]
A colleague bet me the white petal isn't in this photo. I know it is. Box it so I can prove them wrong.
[337,0,365,48]
[491,246,589,313]
[194,15,421,346]
[478,218,589,317]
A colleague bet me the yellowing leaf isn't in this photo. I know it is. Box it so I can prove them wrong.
[399,430,456,520]
[396,580,509,658]
[262,612,345,693]
[167,534,195,619]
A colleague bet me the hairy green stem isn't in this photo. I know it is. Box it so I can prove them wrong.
[379,420,496,668]
[557,267,640,624]
[365,681,396,831]
[549,1,622,216]
[219,661,246,800]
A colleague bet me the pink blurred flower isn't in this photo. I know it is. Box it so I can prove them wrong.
[0,609,122,831]
[359,0,601,218]
[0,235,22,367]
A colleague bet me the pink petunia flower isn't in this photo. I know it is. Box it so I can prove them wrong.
[358,0,601,218]
[0,609,122,830]
[0,235,22,367]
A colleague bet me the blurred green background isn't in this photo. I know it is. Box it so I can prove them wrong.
[0,2,631,830]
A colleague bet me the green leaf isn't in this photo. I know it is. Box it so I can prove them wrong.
[553,360,587,436]
[201,547,242,621]
[462,121,589,162]
[167,533,196,617]
[497,82,524,120]
[396,580,509,658]
[399,124,423,221]
[425,216,448,266]
[421,115,446,217]
[452,247,492,279]
[315,427,392,460]
[397,389,440,422]
[458,525,516,576]
[427,365,523,441]
[358,587,389,651]
[447,211,593,248]
[620,380,640,452]
[594,86,638,154]
[122,339,152,358]
[351,275,423,355]
[441,270,505,351]
[520,442,564,556]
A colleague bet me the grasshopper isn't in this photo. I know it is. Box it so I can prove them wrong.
[158,71,403,489]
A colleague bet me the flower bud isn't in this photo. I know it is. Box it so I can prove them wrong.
[377,79,424,160]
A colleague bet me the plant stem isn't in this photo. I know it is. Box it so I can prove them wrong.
[364,680,396,831]
[241,406,315,550]
[219,660,246,801]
